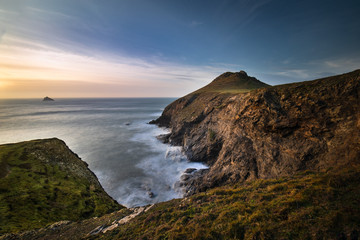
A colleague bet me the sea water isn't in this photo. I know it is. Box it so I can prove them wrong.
[0,98,207,207]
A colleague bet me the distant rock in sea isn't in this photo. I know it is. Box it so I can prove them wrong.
[43,96,54,101]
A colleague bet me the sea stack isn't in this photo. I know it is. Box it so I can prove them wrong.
[43,96,54,101]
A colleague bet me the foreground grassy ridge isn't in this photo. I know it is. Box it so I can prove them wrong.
[95,165,360,240]
[0,139,121,234]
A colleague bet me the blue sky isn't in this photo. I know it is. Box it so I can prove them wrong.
[0,0,359,97]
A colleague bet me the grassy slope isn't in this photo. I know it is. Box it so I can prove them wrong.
[194,71,270,94]
[94,165,360,240]
[156,71,270,127]
[0,139,121,234]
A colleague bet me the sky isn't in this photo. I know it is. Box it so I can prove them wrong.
[0,0,359,98]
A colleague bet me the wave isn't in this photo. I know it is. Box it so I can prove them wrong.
[113,121,207,207]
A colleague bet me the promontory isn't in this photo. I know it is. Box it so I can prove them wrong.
[1,70,359,240]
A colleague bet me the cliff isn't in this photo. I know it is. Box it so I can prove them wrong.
[153,70,360,195]
[0,138,122,234]
[1,70,360,239]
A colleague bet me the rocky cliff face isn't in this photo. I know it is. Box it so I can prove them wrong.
[153,70,360,195]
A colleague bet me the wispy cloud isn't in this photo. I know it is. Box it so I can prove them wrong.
[190,20,203,27]
[0,29,5,42]
[0,3,234,98]
[231,0,273,29]
[262,56,360,85]
[323,58,360,70]
[0,33,228,98]
[270,69,310,79]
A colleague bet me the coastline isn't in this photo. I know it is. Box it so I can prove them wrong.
[1,70,359,239]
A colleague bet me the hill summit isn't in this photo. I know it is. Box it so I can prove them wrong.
[194,70,269,94]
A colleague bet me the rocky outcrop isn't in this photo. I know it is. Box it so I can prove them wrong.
[42,96,54,101]
[153,70,360,195]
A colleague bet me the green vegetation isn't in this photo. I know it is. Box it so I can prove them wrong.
[0,139,121,234]
[95,165,360,240]
[194,71,269,94]
[208,129,216,142]
[166,71,270,124]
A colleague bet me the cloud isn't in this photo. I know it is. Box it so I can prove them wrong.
[230,0,273,29]
[323,59,360,71]
[0,33,230,98]
[0,3,222,95]
[270,69,310,79]
[0,29,5,42]
[190,20,203,27]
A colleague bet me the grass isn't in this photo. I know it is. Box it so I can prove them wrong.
[0,139,121,234]
[208,129,216,142]
[166,71,270,125]
[94,165,360,240]
[194,71,269,94]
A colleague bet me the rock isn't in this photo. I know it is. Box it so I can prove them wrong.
[47,221,71,230]
[184,168,197,174]
[43,96,54,101]
[153,69,360,195]
[239,70,248,76]
[147,191,155,198]
[88,225,107,236]
[180,174,190,181]
[156,133,170,143]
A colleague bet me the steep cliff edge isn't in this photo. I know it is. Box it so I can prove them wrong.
[153,70,360,195]
[0,138,122,234]
[2,70,360,239]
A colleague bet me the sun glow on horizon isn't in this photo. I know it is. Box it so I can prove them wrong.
[1,1,359,98]
[0,34,224,98]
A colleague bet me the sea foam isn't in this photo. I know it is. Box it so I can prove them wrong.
[114,121,207,207]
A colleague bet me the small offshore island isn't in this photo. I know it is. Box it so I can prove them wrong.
[1,70,359,240]
[42,96,55,101]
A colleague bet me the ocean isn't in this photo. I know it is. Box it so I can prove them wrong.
[0,98,207,207]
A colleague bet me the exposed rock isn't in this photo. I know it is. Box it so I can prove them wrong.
[153,70,360,195]
[0,208,132,240]
[42,96,54,101]
[147,191,156,198]
[184,168,197,174]
[48,221,71,230]
[156,133,171,143]
[94,205,153,235]
[88,224,107,236]
[180,174,191,181]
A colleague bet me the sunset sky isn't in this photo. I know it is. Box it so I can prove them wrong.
[0,0,359,98]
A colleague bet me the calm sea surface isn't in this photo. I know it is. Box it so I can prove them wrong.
[0,98,207,207]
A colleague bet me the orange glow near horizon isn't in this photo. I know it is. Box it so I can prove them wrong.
[0,35,218,99]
